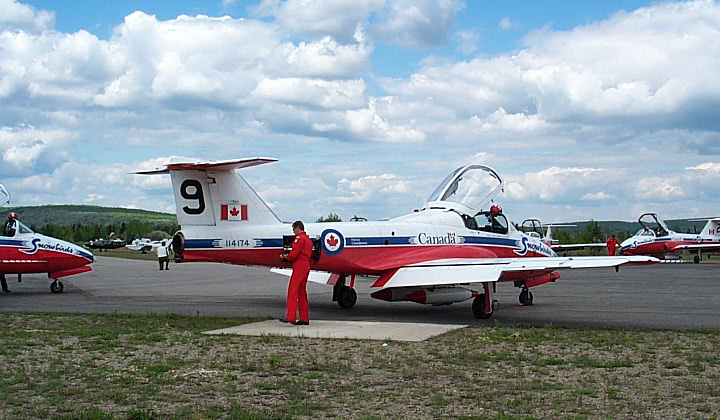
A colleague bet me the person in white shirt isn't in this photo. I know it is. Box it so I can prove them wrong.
[156,240,170,270]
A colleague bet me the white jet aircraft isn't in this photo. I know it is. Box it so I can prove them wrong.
[620,213,720,263]
[125,238,163,253]
[520,219,606,253]
[136,158,657,319]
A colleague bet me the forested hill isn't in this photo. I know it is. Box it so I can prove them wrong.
[2,205,176,227]
[558,219,710,236]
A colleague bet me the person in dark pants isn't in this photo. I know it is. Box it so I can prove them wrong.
[279,221,312,325]
[1,274,9,292]
[156,240,170,270]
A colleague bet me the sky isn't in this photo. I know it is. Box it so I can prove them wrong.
[1,0,720,225]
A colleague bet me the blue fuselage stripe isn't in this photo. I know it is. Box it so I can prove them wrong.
[184,236,521,249]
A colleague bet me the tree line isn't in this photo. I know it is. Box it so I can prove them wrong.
[30,220,180,244]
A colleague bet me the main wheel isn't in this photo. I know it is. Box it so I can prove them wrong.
[337,286,357,308]
[519,289,533,306]
[694,255,701,264]
[472,294,493,319]
[50,280,64,294]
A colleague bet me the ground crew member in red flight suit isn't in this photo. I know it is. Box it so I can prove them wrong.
[279,220,312,325]
[606,234,621,256]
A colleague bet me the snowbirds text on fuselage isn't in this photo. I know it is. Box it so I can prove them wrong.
[620,213,720,263]
[0,192,94,293]
[136,157,657,319]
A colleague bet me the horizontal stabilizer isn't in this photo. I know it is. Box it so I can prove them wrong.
[134,157,277,175]
[270,268,335,285]
[551,242,606,251]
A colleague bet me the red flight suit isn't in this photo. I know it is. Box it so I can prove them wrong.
[606,236,621,256]
[285,231,312,322]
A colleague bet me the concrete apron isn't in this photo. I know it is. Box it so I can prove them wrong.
[203,320,467,342]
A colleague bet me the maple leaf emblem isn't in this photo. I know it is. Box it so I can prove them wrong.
[230,207,240,217]
[326,234,339,248]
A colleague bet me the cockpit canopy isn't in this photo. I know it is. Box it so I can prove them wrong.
[426,164,504,216]
[637,213,669,237]
[425,165,511,234]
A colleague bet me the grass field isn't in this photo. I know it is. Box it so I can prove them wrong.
[1,313,718,419]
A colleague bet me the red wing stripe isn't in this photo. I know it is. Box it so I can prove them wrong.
[371,268,400,288]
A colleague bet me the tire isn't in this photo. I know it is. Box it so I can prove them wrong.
[519,289,534,306]
[694,255,700,264]
[337,287,357,309]
[472,294,493,319]
[50,280,64,294]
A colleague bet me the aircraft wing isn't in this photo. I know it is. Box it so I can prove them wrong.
[671,243,720,251]
[551,243,606,252]
[371,255,658,289]
[272,255,658,289]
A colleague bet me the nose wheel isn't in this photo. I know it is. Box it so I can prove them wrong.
[50,279,64,294]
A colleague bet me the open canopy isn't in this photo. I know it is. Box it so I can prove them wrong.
[637,213,670,237]
[425,164,504,215]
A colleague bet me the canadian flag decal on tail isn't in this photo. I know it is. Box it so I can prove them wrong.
[221,204,248,221]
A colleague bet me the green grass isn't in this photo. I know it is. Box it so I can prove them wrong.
[0,313,719,419]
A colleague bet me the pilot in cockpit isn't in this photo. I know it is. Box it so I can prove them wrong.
[1,212,18,237]
[470,204,508,234]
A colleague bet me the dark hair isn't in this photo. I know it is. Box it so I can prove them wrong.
[292,220,304,230]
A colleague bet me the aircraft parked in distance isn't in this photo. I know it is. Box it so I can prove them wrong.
[137,157,656,319]
[0,186,94,293]
[125,238,163,253]
[620,213,720,263]
[84,234,125,251]
[519,219,606,253]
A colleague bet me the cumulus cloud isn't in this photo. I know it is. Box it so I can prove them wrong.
[506,167,609,202]
[3,0,720,223]
[581,192,616,201]
[634,177,685,201]
[251,0,383,44]
[369,0,464,48]
[0,0,54,33]
[251,0,463,48]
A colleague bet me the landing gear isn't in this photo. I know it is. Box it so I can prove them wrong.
[332,274,357,308]
[472,283,497,319]
[337,286,357,308]
[50,279,64,294]
[519,288,533,306]
[472,294,492,319]
[694,255,701,264]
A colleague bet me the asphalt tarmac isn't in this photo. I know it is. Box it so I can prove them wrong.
[1,256,718,330]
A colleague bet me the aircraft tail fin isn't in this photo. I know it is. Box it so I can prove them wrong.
[136,157,282,227]
[695,218,720,236]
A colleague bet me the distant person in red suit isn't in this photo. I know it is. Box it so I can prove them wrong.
[606,234,621,256]
[279,221,312,325]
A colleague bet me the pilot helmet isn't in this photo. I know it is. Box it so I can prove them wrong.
[7,212,18,220]
[490,205,502,217]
